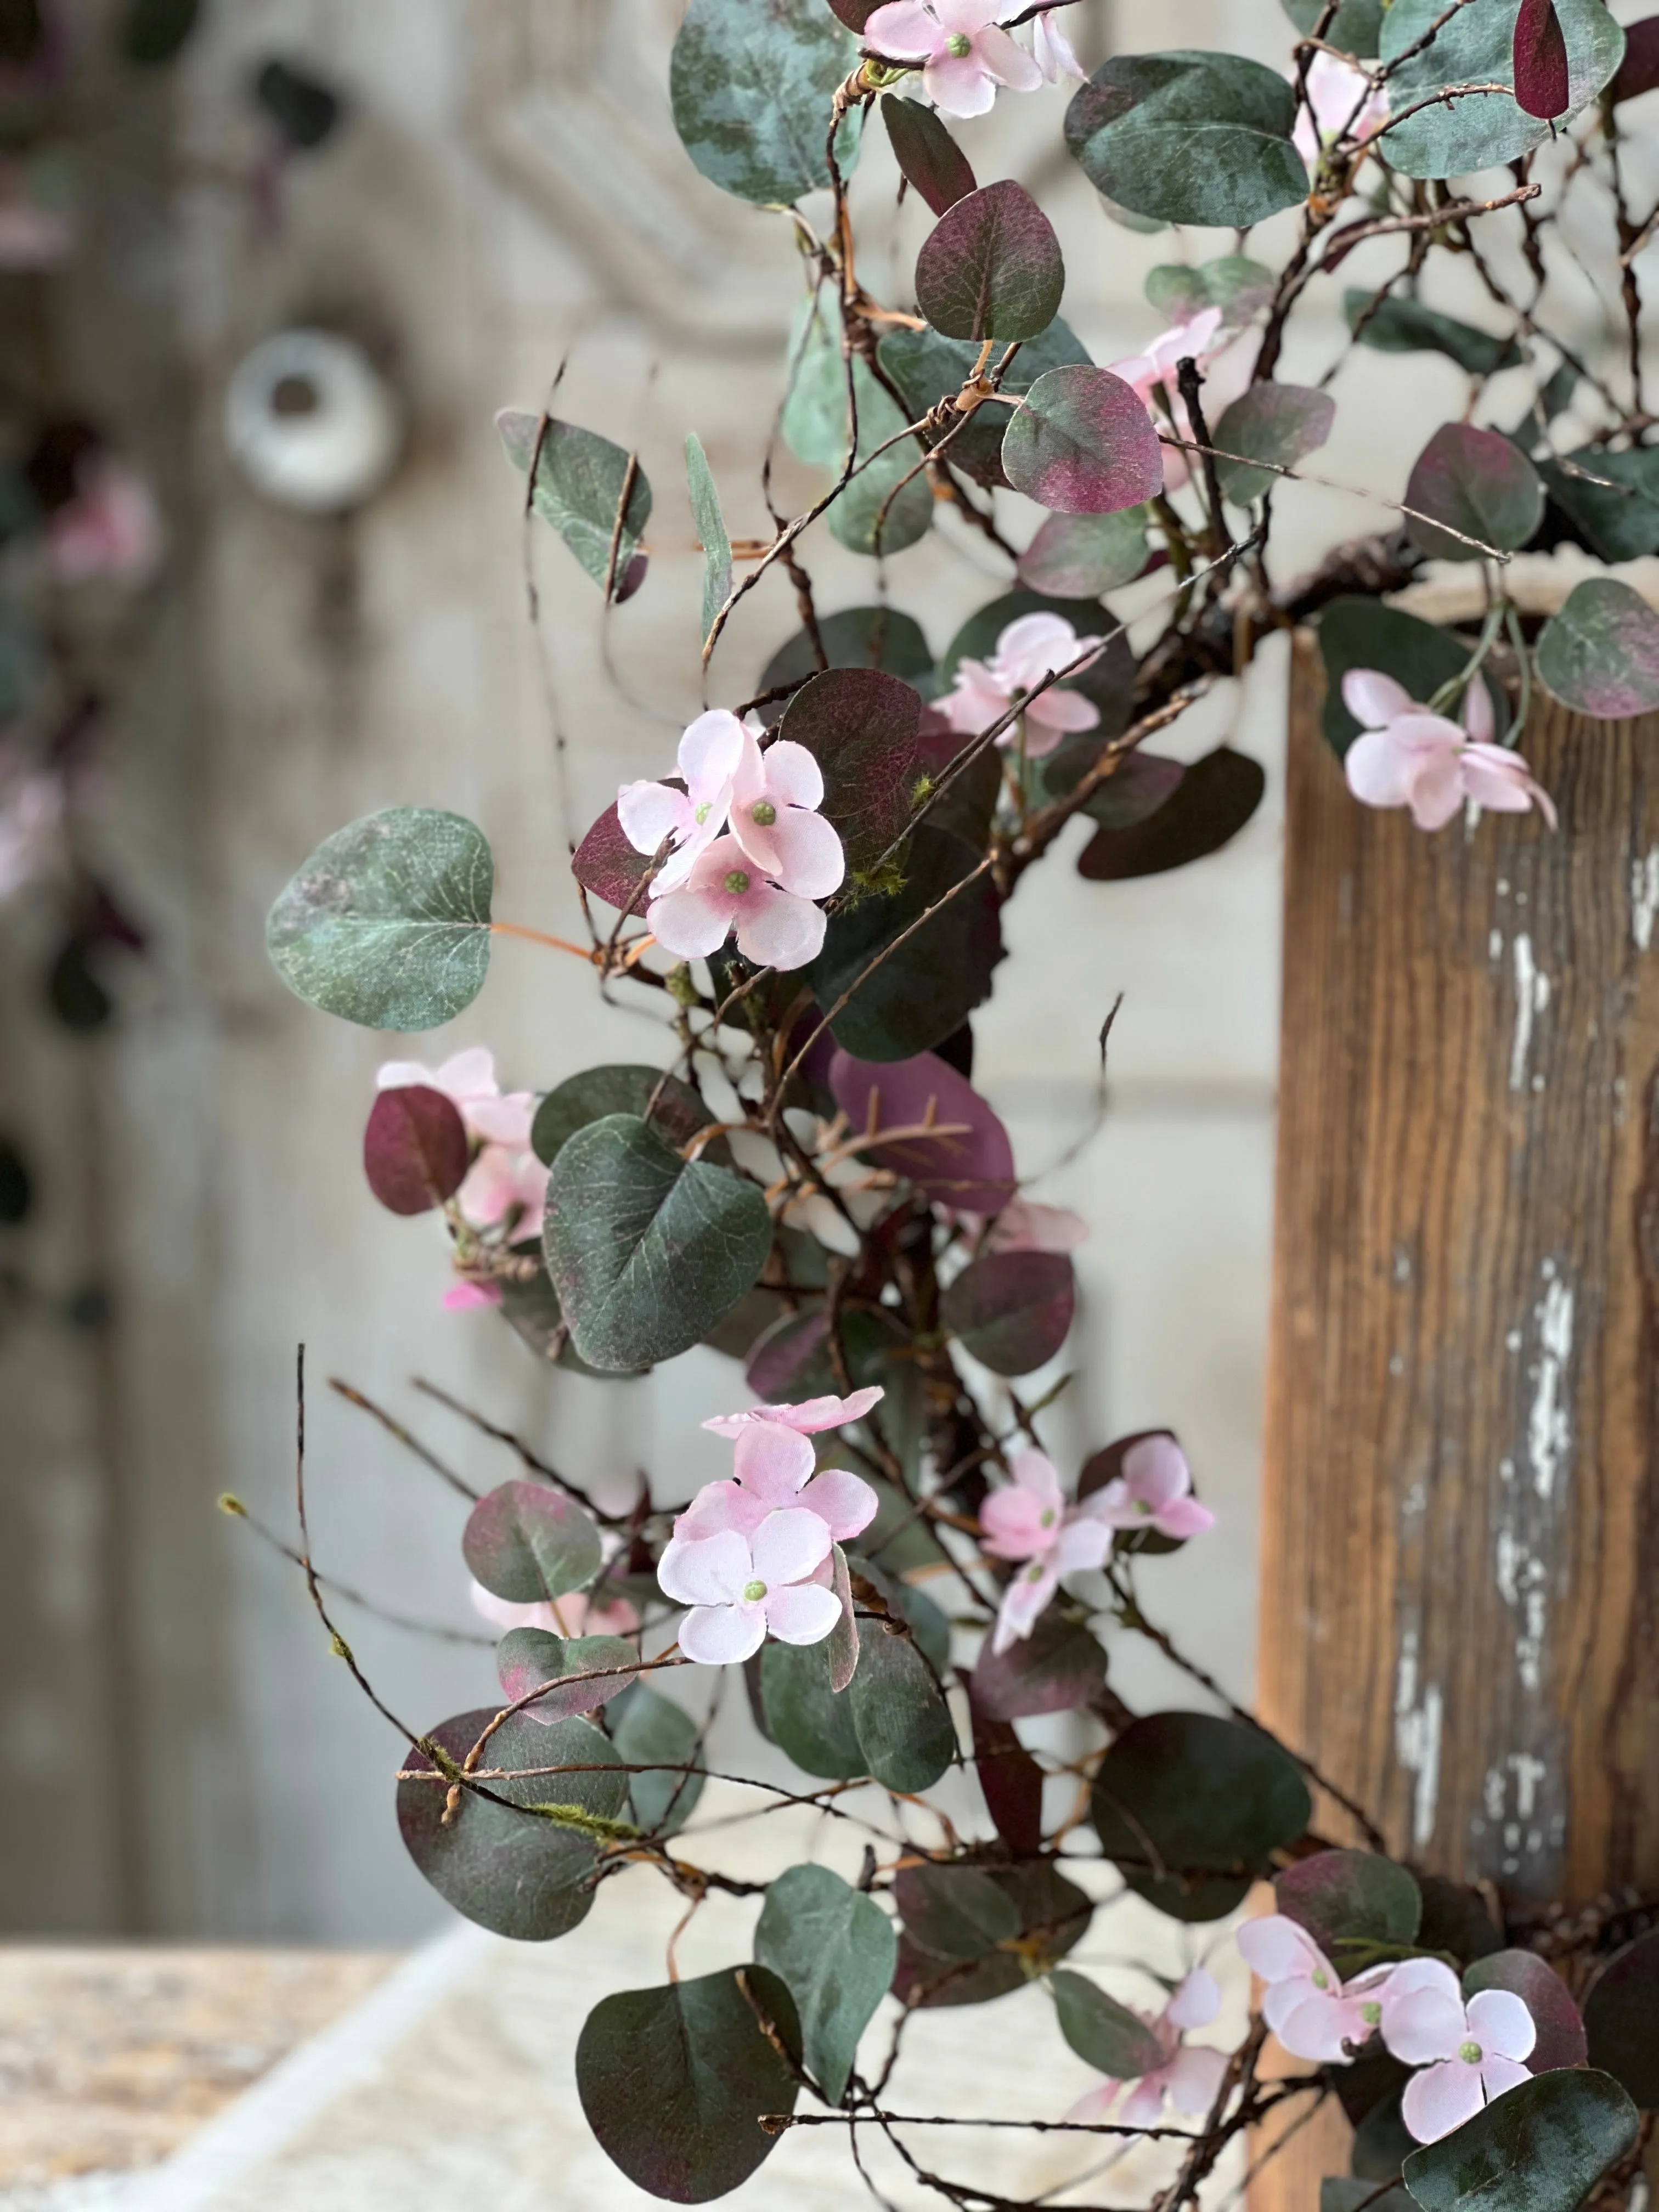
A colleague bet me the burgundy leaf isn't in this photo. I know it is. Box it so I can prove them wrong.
[495,1627,641,1721]
[971,1610,1107,1720]
[828,1048,1017,1215]
[941,1250,1075,1375]
[1404,421,1544,561]
[1611,15,1659,102]
[1068,751,1186,832]
[746,1307,831,1401]
[778,665,923,872]
[572,800,653,916]
[1001,367,1166,516]
[1513,0,1570,118]
[1077,746,1265,881]
[883,95,976,216]
[363,1084,469,1215]
[968,1692,1044,1854]
[914,180,1065,345]
[826,0,882,24]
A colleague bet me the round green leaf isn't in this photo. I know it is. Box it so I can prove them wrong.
[397,1709,624,1940]
[495,1628,641,1722]
[914,180,1064,345]
[610,1682,706,1838]
[669,0,861,208]
[1066,52,1309,229]
[1018,507,1150,596]
[1276,1849,1422,1955]
[577,1966,801,2202]
[971,1609,1106,1720]
[1002,366,1166,516]
[1537,446,1659,565]
[894,1863,1092,2008]
[1379,0,1625,180]
[755,1864,896,2103]
[1401,2069,1639,2212]
[1213,383,1336,506]
[1068,751,1186,831]
[760,604,934,696]
[266,807,493,1031]
[497,410,652,602]
[761,1636,866,1780]
[779,667,923,874]
[1282,0,1383,55]
[1584,1928,1659,2106]
[1536,577,1659,719]
[1404,422,1543,561]
[877,315,1093,490]
[1344,291,1521,377]
[531,1064,710,1169]
[1091,1711,1311,1921]
[848,1628,956,1792]
[544,1113,774,1372]
[463,1479,603,1604]
[1051,1968,1167,2078]
[941,1249,1075,1375]
[1147,254,1274,325]
[685,432,731,648]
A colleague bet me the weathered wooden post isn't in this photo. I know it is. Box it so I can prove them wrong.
[1255,634,1659,2203]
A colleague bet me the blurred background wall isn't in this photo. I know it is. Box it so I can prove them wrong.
[1,0,1594,1940]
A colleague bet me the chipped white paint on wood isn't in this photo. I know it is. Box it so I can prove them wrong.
[1632,847,1659,951]
[1393,1626,1443,1850]
[1509,933,1549,1092]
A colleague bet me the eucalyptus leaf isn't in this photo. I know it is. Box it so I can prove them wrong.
[782,292,933,557]
[531,1064,710,1169]
[1018,508,1150,596]
[894,1863,1019,1959]
[1276,1849,1422,1954]
[1282,0,1384,56]
[669,0,860,207]
[761,605,934,695]
[1002,366,1167,516]
[1584,1928,1659,2106]
[544,1114,774,1371]
[1404,422,1543,561]
[495,1628,640,1723]
[1066,52,1309,229]
[1463,1951,1586,2073]
[1401,2069,1638,2212]
[611,1683,706,1837]
[1343,291,1521,376]
[778,666,923,873]
[363,1084,469,1215]
[1147,255,1274,325]
[1213,383,1335,506]
[941,1250,1075,1375]
[895,1863,1092,2007]
[1538,446,1659,564]
[972,1609,1107,1720]
[685,433,732,650]
[1379,0,1625,180]
[266,808,492,1032]
[397,1709,625,1939]
[464,1480,603,1604]
[755,1864,896,2103]
[761,1636,866,1779]
[577,1967,800,2201]
[882,94,975,216]
[848,1627,956,1792]
[1076,747,1264,881]
[497,410,651,602]
[877,317,1092,490]
[914,181,1065,345]
[1536,578,1659,718]
[1051,1968,1167,2078]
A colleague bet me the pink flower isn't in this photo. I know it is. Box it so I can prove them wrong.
[0,157,74,269]
[444,1280,504,1312]
[941,1197,1090,1254]
[1108,307,1239,494]
[1025,7,1084,83]
[864,1,1042,120]
[728,731,844,901]
[980,1449,1113,1654]
[657,1509,843,1665]
[454,1142,548,1235]
[1064,1970,1229,2133]
[1237,1916,1390,2063]
[647,832,827,969]
[617,709,746,894]
[1341,670,1556,833]
[377,1046,534,1148]
[1086,1435,1214,1542]
[470,1580,641,1639]
[939,612,1105,760]
[702,1387,886,1441]
[46,461,163,586]
[1381,1959,1536,2143]
[674,1418,878,1545]
[0,761,64,902]
[1294,52,1389,171]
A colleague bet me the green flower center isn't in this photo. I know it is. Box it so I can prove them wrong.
[694,802,712,823]
[1362,2002,1382,2028]
[1458,2040,1482,2065]
[946,31,973,55]
[743,1579,768,1603]
[1026,1562,1046,1582]
[1040,1509,1056,1527]
[1134,1498,1153,1514]
[1312,1970,1329,1990]
[751,800,777,827]
[724,869,752,895]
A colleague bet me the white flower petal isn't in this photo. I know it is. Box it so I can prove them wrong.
[763,1581,843,1646]
[677,1601,766,1666]
[751,1505,833,1588]
[657,1527,752,1609]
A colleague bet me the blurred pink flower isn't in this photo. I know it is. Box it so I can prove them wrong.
[618,709,746,894]
[647,833,827,969]
[675,1418,878,1546]
[443,1280,504,1313]
[1294,51,1389,171]
[703,1387,885,1440]
[1381,1961,1536,2143]
[944,1196,1089,1253]
[658,1510,843,1664]
[981,1449,1113,1654]
[729,731,844,901]
[469,1579,641,1639]
[864,0,1042,119]
[1108,307,1245,493]
[1026,7,1084,83]
[939,612,1105,759]
[377,1046,534,1147]
[1237,1915,1387,2062]
[1086,1435,1214,1541]
[46,460,162,585]
[1065,1970,1229,2133]
[1341,669,1556,833]
[0,157,74,268]
[0,759,64,901]
[455,1142,548,1235]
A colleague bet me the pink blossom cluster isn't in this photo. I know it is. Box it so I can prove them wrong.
[376,1048,547,1304]
[939,612,1105,759]
[1239,1918,1538,2143]
[1065,1968,1229,2131]
[1341,670,1555,833]
[981,1437,1213,1655]
[863,2,1083,120]
[1293,51,1389,172]
[657,1389,884,1664]
[618,710,845,971]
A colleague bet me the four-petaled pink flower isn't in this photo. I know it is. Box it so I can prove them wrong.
[46,460,163,586]
[646,832,828,969]
[1294,51,1389,172]
[657,1509,843,1665]
[618,709,746,894]
[1064,1970,1229,2133]
[1026,7,1084,84]
[1108,307,1247,493]
[1381,1959,1536,2143]
[980,1449,1113,1654]
[728,731,845,902]
[864,1,1041,120]
[1342,670,1556,833]
[1087,1435,1215,1542]
[1237,1915,1390,2063]
[703,1386,886,1441]
[674,1417,878,1546]
[939,612,1105,759]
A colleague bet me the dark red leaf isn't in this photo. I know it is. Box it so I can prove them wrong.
[1513,0,1570,118]
[914,180,1065,345]
[883,95,976,216]
[828,1048,1016,1215]
[1464,1951,1587,2074]
[1000,366,1166,516]
[941,1249,1075,1375]
[1611,15,1659,102]
[826,0,881,24]
[1584,1929,1659,2106]
[572,800,652,915]
[969,1693,1044,1854]
[778,666,922,872]
[1077,746,1265,880]
[363,1084,469,1215]
[971,1609,1107,1720]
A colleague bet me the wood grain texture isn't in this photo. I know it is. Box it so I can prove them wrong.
[1254,636,1659,2208]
